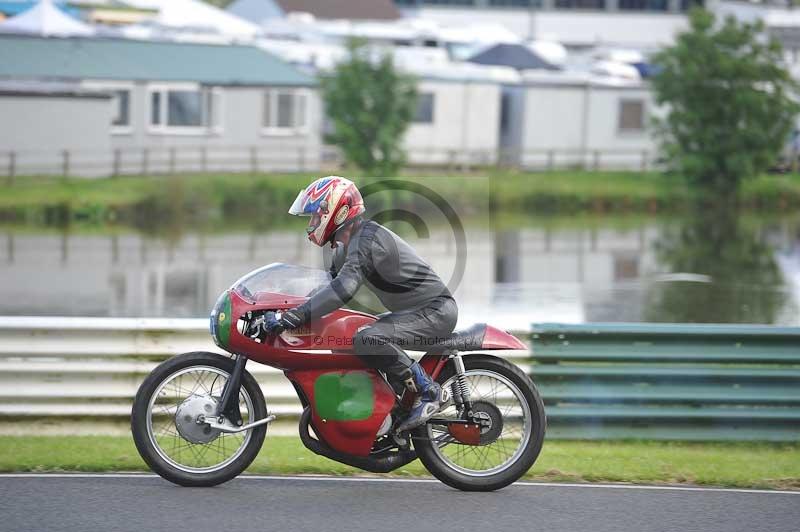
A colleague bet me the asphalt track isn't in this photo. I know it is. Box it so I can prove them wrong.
[1,474,798,532]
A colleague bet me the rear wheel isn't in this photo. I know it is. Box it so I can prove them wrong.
[412,355,546,491]
[131,352,267,487]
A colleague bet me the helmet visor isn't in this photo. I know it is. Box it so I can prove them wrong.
[288,189,310,216]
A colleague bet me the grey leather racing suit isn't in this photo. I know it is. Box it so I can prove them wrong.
[295,219,458,381]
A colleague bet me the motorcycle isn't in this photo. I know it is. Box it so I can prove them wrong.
[131,263,546,491]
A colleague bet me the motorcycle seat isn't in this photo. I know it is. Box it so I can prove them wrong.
[425,323,486,352]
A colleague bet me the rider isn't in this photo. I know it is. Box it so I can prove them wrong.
[264,176,457,432]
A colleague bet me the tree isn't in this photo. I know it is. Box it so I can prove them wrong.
[322,39,418,176]
[651,9,799,194]
[644,199,786,323]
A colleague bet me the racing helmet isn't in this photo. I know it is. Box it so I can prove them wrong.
[288,176,365,246]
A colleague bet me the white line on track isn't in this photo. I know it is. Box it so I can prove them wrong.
[0,473,797,496]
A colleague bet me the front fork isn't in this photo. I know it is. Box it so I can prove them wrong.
[216,354,246,426]
[450,353,474,419]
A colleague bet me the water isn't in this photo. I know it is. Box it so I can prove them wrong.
[1,212,798,327]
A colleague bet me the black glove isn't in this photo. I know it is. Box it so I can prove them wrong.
[262,308,305,336]
[280,308,305,329]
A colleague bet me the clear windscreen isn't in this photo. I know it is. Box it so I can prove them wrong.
[231,263,331,300]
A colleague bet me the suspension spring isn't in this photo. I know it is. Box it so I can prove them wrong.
[451,354,470,412]
[452,374,470,407]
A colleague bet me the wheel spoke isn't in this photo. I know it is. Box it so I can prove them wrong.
[426,368,533,477]
[145,365,259,474]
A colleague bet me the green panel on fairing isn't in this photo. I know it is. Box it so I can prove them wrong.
[314,371,375,421]
[214,292,231,348]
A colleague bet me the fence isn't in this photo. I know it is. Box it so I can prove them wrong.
[1,317,797,441]
[0,145,336,180]
[532,323,800,441]
[0,146,657,180]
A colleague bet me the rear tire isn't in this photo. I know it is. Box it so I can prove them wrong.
[413,355,546,491]
[131,352,267,487]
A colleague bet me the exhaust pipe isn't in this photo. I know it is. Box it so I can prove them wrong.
[298,408,417,474]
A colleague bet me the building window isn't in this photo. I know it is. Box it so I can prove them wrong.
[422,0,476,5]
[167,90,204,127]
[555,0,605,8]
[82,82,134,134]
[618,99,645,132]
[618,0,667,10]
[399,0,545,6]
[680,0,703,11]
[262,89,308,134]
[111,90,130,128]
[613,255,639,281]
[151,91,161,126]
[489,0,538,6]
[414,93,435,123]
[148,85,222,134]
[500,92,511,136]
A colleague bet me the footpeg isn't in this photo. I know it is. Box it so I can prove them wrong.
[440,386,451,404]
[392,431,409,448]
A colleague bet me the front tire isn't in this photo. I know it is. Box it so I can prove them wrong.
[413,355,546,491]
[131,352,267,487]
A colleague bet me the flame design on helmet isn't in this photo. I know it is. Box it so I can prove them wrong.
[288,176,365,246]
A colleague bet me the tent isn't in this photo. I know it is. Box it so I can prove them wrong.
[124,0,261,39]
[0,0,94,37]
[528,40,567,68]
[590,60,641,81]
[467,43,558,71]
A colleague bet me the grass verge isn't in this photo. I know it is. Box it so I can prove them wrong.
[1,436,798,490]
[3,171,800,228]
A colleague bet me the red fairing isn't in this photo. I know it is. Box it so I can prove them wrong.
[287,369,395,457]
[481,325,528,350]
[226,290,375,371]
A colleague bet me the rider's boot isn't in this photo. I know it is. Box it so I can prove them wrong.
[396,362,442,432]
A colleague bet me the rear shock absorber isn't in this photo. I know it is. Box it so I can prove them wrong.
[450,354,472,417]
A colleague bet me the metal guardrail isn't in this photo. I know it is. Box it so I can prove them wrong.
[2,317,798,441]
[0,317,301,419]
[531,323,800,442]
[0,317,528,424]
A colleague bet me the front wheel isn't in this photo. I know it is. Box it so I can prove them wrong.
[412,355,546,491]
[131,351,268,487]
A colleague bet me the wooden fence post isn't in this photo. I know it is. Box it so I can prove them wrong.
[641,150,649,172]
[250,146,258,174]
[62,150,70,177]
[112,149,121,177]
[6,152,15,185]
